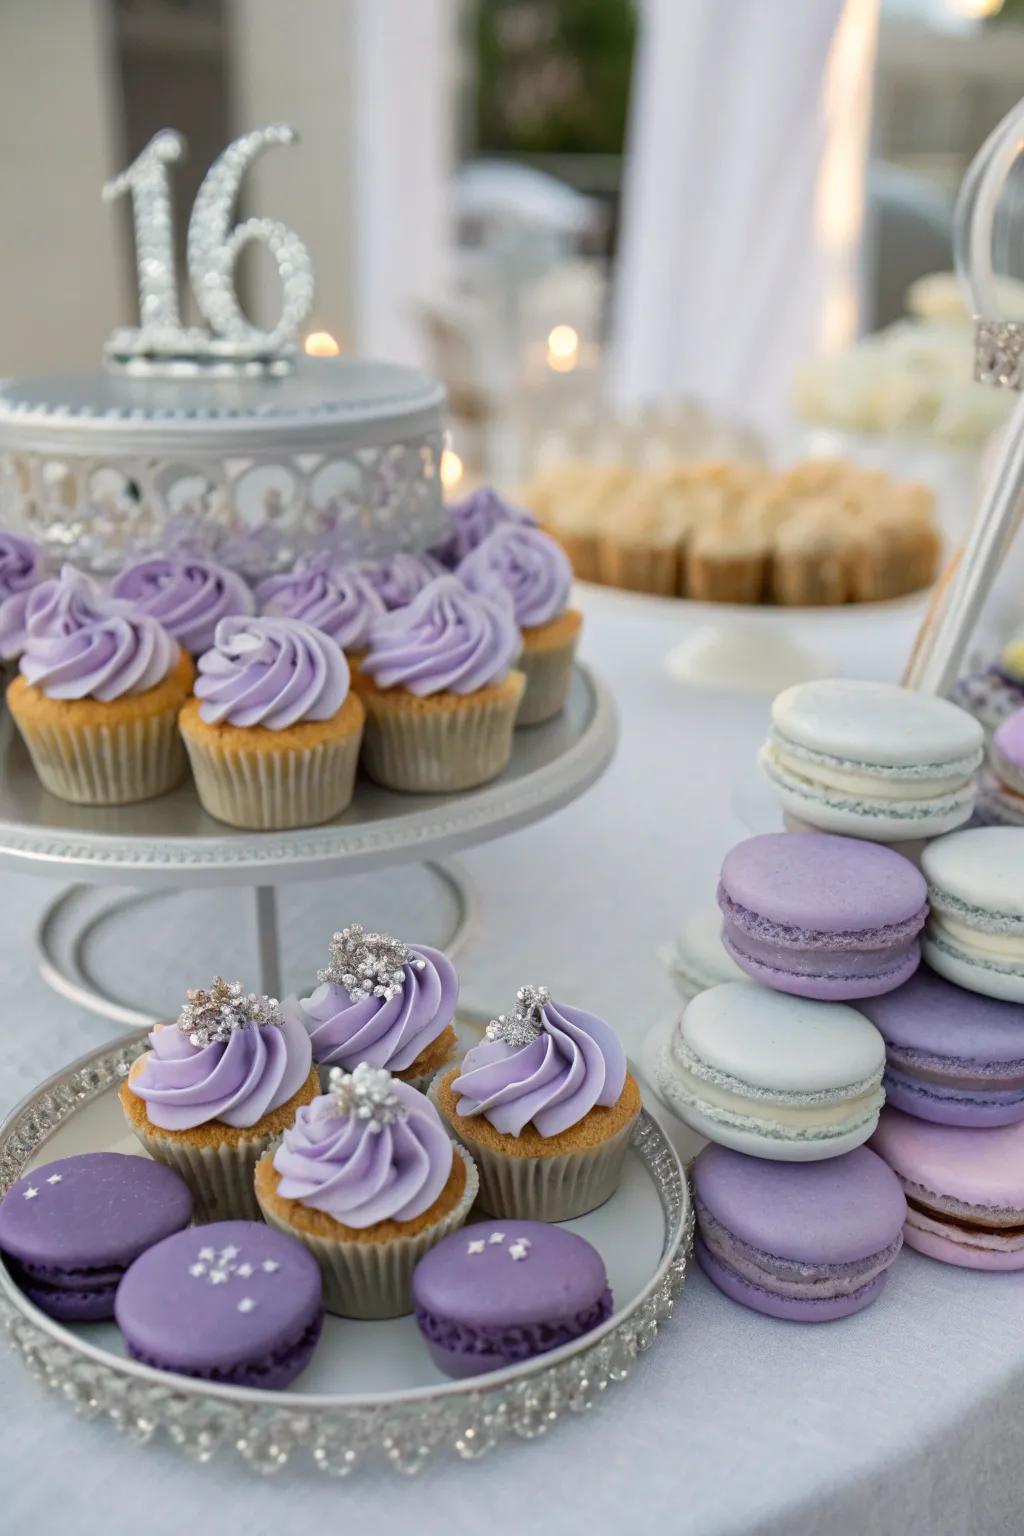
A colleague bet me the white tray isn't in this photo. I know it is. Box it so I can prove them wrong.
[0,1032,692,1476]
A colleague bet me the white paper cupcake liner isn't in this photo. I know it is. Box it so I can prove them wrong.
[130,1126,271,1223]
[517,637,578,726]
[428,1075,638,1221]
[359,676,525,792]
[181,728,361,830]
[255,1144,479,1319]
[11,710,186,805]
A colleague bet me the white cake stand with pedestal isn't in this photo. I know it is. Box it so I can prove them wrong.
[0,664,616,1029]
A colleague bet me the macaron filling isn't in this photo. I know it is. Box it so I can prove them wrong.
[901,1183,1024,1256]
[695,1200,902,1301]
[719,889,925,989]
[927,911,1024,979]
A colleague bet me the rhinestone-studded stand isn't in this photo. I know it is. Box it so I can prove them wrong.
[975,319,1024,389]
[0,1038,691,1476]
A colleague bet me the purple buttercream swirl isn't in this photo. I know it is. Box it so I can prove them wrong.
[0,532,44,658]
[360,575,521,696]
[18,567,179,701]
[458,524,572,628]
[255,552,385,650]
[112,555,253,655]
[272,1081,453,1227]
[290,944,458,1072]
[433,486,537,568]
[130,1010,312,1131]
[348,551,446,611]
[452,997,627,1137]
[194,614,350,730]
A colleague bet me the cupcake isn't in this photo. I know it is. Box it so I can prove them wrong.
[178,614,364,830]
[120,976,318,1221]
[459,524,581,725]
[255,1062,478,1318]
[431,984,642,1221]
[347,550,445,611]
[254,551,384,658]
[6,567,193,805]
[351,575,524,792]
[0,531,44,664]
[112,553,254,655]
[432,485,536,568]
[287,923,459,1088]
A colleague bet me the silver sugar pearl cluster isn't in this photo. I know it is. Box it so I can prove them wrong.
[486,984,551,1048]
[328,1062,407,1133]
[319,923,423,1002]
[176,976,282,1049]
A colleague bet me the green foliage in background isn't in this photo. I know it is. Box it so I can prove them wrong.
[476,0,637,155]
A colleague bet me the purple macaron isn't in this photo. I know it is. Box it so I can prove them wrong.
[693,1142,906,1322]
[412,1219,612,1379]
[718,832,928,1000]
[860,966,1024,1127]
[0,1153,192,1321]
[115,1220,323,1389]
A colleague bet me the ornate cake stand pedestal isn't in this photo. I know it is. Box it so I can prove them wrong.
[0,665,616,1029]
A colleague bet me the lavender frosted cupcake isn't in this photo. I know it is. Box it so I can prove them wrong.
[179,614,364,829]
[0,531,45,664]
[433,485,536,568]
[348,551,446,611]
[255,1063,478,1318]
[431,984,642,1221]
[112,554,254,656]
[255,551,385,658]
[120,976,318,1221]
[287,923,459,1089]
[459,524,580,725]
[6,567,193,804]
[351,575,524,792]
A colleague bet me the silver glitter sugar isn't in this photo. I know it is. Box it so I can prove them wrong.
[485,984,551,1048]
[176,976,282,1049]
[318,924,424,1002]
[328,1062,407,1133]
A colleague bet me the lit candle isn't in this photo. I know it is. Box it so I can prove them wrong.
[546,324,580,373]
[304,330,341,357]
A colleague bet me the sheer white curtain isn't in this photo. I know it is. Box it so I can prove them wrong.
[610,0,880,428]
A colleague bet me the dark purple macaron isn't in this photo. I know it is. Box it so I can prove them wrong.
[693,1142,906,1322]
[412,1219,612,1379]
[860,966,1024,1127]
[0,1152,193,1321]
[717,832,928,1001]
[115,1220,323,1389]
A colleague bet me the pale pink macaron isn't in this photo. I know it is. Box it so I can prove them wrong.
[871,1107,1024,1271]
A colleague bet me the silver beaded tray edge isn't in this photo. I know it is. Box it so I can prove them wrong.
[0,1033,693,1477]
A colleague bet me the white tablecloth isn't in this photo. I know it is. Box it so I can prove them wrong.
[2,590,1021,1536]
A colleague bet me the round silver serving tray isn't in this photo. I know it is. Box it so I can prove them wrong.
[0,1032,692,1476]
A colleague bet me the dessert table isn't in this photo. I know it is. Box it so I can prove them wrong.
[2,586,1020,1536]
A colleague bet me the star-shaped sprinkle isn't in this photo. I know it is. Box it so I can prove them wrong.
[236,1262,253,1278]
[467,1239,486,1255]
[261,1260,280,1274]
[188,1263,207,1278]
[46,1174,62,1185]
[209,1269,228,1285]
[237,1297,257,1314]
[198,1247,215,1262]
[509,1241,530,1262]
[488,1231,506,1244]
[218,1246,238,1262]
[22,1187,38,1201]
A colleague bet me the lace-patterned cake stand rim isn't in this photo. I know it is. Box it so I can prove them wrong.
[0,1032,692,1476]
[0,665,616,886]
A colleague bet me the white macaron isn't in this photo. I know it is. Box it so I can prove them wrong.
[922,827,1024,1003]
[760,679,983,843]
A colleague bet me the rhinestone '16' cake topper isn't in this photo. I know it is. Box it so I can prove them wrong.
[177,976,283,1049]
[486,984,551,1048]
[103,125,314,376]
[318,924,425,1002]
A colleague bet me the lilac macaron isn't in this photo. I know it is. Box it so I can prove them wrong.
[872,1107,1024,1270]
[860,967,1024,1127]
[115,1220,323,1388]
[412,1219,612,1379]
[693,1142,906,1322]
[0,1152,192,1321]
[718,832,928,1000]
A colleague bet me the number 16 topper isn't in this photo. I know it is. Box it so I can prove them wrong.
[905,98,1024,696]
[103,125,314,377]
